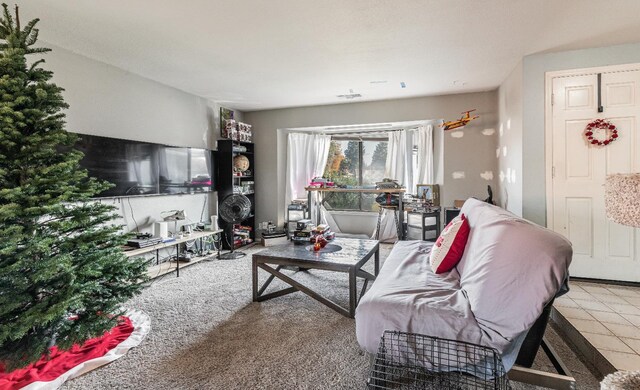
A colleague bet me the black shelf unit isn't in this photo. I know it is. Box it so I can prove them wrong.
[216,139,256,250]
[444,207,461,226]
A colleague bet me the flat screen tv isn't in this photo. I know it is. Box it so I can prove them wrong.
[73,134,213,198]
[158,147,212,195]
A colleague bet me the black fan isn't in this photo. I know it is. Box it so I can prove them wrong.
[217,194,252,259]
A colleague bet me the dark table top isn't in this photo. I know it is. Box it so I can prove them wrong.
[253,237,379,269]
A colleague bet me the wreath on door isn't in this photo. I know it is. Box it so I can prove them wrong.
[585,119,618,146]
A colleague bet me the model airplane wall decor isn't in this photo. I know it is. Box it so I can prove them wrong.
[442,109,479,131]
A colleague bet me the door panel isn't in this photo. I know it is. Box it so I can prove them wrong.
[565,85,594,110]
[565,120,592,179]
[566,198,593,256]
[605,117,634,174]
[551,69,640,282]
[606,82,634,107]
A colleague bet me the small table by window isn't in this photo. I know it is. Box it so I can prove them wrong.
[305,187,407,240]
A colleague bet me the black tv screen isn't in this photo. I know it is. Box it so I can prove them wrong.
[73,134,213,198]
[158,147,212,195]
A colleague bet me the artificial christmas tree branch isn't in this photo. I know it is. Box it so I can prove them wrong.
[0,3,147,370]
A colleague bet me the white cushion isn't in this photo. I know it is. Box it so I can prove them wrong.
[456,198,572,352]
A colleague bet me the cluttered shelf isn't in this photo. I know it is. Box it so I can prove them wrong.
[123,230,223,258]
[124,229,223,278]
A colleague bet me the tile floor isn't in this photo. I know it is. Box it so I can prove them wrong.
[554,280,640,372]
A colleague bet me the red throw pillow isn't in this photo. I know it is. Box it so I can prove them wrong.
[429,214,470,274]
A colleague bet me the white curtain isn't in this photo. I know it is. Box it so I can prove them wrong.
[414,124,434,186]
[320,204,341,233]
[285,132,331,221]
[374,130,411,242]
[385,130,413,190]
[374,124,435,241]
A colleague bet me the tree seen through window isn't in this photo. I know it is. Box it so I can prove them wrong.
[322,139,387,211]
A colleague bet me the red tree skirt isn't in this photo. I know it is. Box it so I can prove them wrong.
[0,310,150,390]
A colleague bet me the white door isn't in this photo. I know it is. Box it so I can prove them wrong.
[551,68,640,282]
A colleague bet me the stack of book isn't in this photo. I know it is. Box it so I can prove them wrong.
[291,220,315,244]
[261,231,288,247]
[291,224,336,245]
[308,224,335,243]
[292,228,313,244]
[233,224,253,248]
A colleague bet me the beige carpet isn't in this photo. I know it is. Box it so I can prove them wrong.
[63,244,601,389]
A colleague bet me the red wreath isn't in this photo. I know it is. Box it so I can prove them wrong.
[585,119,618,146]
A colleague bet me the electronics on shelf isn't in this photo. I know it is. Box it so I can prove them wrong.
[126,237,163,248]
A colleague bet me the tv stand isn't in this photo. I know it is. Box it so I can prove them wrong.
[124,230,223,278]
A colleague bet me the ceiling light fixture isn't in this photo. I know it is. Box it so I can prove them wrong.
[400,82,406,88]
[336,89,362,99]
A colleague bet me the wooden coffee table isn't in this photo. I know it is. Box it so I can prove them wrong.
[252,237,380,318]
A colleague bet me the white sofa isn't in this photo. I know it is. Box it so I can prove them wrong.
[355,198,572,370]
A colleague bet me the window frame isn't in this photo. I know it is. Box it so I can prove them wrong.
[324,136,387,212]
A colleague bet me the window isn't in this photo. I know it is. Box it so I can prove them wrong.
[322,138,388,211]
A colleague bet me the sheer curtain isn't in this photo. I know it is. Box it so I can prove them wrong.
[414,124,434,186]
[285,132,331,222]
[374,124,435,241]
[385,130,413,191]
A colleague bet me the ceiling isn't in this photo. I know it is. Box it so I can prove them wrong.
[17,0,640,111]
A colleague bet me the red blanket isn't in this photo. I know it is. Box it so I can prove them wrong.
[0,317,133,390]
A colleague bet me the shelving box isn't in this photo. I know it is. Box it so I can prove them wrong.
[216,139,256,250]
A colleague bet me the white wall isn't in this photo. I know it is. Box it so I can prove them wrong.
[43,42,236,234]
[443,94,499,208]
[244,91,498,229]
[522,42,640,226]
[497,61,524,216]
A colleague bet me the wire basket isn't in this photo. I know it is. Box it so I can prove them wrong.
[368,331,511,390]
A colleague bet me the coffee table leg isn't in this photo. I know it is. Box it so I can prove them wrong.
[252,257,258,302]
[349,268,357,318]
[374,246,380,276]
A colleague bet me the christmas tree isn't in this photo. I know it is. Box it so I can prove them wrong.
[0,4,146,369]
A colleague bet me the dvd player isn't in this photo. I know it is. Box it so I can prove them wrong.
[127,237,163,248]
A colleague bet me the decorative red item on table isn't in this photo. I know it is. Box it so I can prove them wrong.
[316,235,328,248]
[313,235,328,251]
[584,119,618,146]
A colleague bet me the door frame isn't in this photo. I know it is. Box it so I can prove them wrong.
[544,62,640,229]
